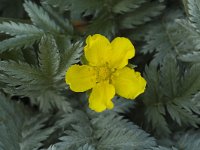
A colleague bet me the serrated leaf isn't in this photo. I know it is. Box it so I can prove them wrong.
[160,55,180,98]
[120,1,165,29]
[175,19,200,51]
[179,51,200,62]
[56,124,93,150]
[166,103,199,127]
[56,110,89,128]
[0,59,71,112]
[37,91,72,113]
[55,110,156,150]
[0,35,42,53]
[19,115,55,150]
[95,114,156,150]
[57,42,83,78]
[143,62,162,105]
[60,0,101,17]
[23,0,61,33]
[181,63,200,95]
[0,21,44,36]
[41,3,73,34]
[141,23,173,64]
[0,60,43,82]
[86,13,116,38]
[145,105,171,137]
[39,35,60,76]
[176,130,200,150]
[143,57,200,137]
[188,0,200,32]
[0,94,55,150]
[141,11,189,65]
[112,0,146,14]
[112,97,135,113]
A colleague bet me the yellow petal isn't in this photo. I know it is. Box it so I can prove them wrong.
[84,34,112,66]
[89,81,115,112]
[65,65,97,92]
[111,67,146,99]
[109,37,135,69]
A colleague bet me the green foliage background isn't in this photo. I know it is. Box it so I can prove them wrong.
[0,0,200,149]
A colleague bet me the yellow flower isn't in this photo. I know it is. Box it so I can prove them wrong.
[65,34,146,112]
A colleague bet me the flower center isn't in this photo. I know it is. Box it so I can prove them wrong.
[96,66,111,82]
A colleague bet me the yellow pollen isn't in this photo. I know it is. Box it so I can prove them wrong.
[96,66,111,82]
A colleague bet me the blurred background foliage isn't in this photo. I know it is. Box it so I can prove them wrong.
[0,0,200,149]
